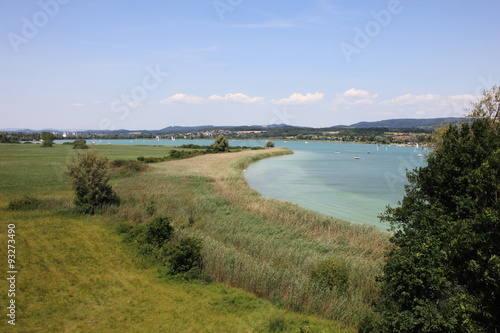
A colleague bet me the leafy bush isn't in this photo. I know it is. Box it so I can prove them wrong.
[137,156,168,163]
[72,139,89,149]
[41,131,54,147]
[168,237,203,278]
[111,159,148,175]
[144,216,174,248]
[7,196,41,211]
[310,258,349,290]
[265,141,275,148]
[209,135,229,152]
[66,150,120,214]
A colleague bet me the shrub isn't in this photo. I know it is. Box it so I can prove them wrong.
[209,135,229,152]
[66,150,120,214]
[168,237,203,278]
[310,258,349,290]
[72,139,89,149]
[111,159,148,175]
[7,196,41,211]
[265,141,275,148]
[41,131,54,147]
[144,216,174,248]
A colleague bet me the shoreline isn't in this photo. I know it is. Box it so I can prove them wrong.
[143,147,389,326]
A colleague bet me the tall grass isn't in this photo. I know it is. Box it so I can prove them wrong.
[112,148,390,326]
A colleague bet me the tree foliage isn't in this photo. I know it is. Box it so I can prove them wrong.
[41,131,55,147]
[376,90,500,332]
[72,139,89,149]
[210,134,229,152]
[66,150,120,214]
[468,85,500,132]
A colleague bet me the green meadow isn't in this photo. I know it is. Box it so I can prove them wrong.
[0,143,388,332]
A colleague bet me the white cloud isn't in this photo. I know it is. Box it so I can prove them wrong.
[208,93,264,104]
[342,88,378,99]
[160,93,205,104]
[272,92,324,105]
[378,93,477,118]
[331,88,378,109]
[379,93,440,106]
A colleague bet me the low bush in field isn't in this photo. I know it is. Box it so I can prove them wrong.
[119,216,203,279]
[168,237,203,278]
[310,258,350,291]
[111,159,148,175]
[8,196,41,210]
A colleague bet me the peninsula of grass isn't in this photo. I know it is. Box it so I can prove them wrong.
[0,143,389,331]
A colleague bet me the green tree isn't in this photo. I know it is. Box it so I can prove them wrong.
[73,139,89,149]
[168,237,203,278]
[265,141,275,148]
[66,150,119,214]
[210,134,229,152]
[144,216,174,248]
[468,85,500,131]
[376,91,500,332]
[41,131,55,147]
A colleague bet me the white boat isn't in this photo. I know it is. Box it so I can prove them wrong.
[354,155,360,159]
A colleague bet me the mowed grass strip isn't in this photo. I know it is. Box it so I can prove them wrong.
[0,144,352,332]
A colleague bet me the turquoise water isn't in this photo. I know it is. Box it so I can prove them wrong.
[244,141,427,229]
[56,139,427,228]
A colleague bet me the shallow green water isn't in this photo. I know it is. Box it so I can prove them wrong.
[244,141,427,228]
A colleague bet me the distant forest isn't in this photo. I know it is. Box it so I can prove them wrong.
[1,117,466,145]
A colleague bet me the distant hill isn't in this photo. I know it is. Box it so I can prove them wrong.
[1,119,466,133]
[348,117,467,129]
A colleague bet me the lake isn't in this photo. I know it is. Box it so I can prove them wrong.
[56,139,427,228]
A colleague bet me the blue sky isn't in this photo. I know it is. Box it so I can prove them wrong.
[1,0,499,130]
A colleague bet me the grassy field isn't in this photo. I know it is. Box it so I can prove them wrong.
[1,143,357,332]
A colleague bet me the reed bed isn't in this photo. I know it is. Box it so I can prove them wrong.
[113,148,390,326]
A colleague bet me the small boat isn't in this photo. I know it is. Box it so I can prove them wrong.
[417,154,423,157]
[354,155,360,159]
[334,152,340,154]
[366,152,371,154]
